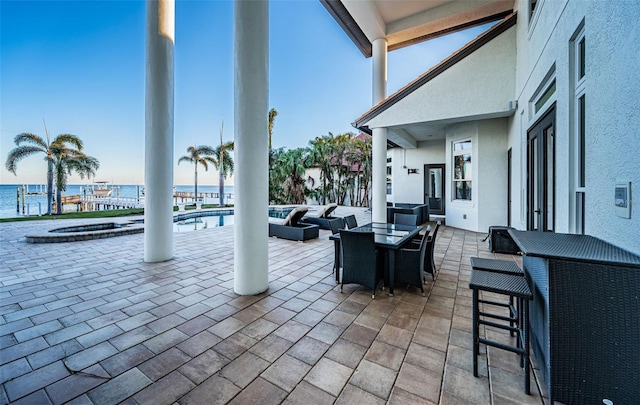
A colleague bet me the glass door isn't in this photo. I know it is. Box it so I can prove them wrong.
[527,107,555,231]
[424,164,445,215]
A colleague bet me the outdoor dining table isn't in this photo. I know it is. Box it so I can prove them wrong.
[508,229,640,405]
[330,222,422,295]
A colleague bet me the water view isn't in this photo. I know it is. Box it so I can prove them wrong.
[0,184,234,219]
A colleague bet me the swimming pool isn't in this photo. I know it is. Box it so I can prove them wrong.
[172,207,293,232]
[27,207,297,242]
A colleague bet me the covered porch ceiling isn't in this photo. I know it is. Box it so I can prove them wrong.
[321,0,515,57]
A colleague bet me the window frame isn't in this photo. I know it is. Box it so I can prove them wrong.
[452,139,473,201]
[572,25,587,234]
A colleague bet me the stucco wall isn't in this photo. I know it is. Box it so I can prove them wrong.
[367,26,516,129]
[510,0,640,253]
[477,119,509,231]
[443,120,509,232]
[445,122,479,230]
[584,1,640,253]
[389,140,445,205]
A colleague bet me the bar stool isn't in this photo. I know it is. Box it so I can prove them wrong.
[470,257,524,335]
[469,269,533,394]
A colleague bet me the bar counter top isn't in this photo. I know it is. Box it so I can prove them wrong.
[508,230,640,267]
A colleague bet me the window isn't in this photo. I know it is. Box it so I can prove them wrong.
[572,24,586,234]
[530,0,537,19]
[453,140,472,200]
[534,80,556,113]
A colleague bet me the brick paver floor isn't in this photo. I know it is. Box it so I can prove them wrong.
[1,207,546,404]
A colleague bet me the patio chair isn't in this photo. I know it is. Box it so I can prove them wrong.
[328,217,346,234]
[394,213,418,226]
[339,229,383,299]
[344,214,358,229]
[394,231,428,296]
[329,217,346,275]
[424,221,441,280]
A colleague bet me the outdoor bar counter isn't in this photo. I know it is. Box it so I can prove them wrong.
[508,230,640,405]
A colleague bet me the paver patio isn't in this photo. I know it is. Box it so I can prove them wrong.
[0,207,546,404]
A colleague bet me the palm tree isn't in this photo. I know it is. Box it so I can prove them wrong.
[5,129,88,215]
[329,132,353,205]
[268,108,278,149]
[346,135,372,207]
[211,120,234,206]
[269,147,285,204]
[272,148,309,204]
[178,145,216,203]
[51,144,100,214]
[308,134,333,204]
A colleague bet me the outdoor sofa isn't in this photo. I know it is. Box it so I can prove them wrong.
[268,207,319,241]
[301,203,339,230]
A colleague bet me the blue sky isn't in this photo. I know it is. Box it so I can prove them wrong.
[1,0,491,186]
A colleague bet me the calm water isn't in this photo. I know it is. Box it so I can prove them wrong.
[0,184,234,219]
[174,214,235,232]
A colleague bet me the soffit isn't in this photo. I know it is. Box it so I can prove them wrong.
[322,0,515,56]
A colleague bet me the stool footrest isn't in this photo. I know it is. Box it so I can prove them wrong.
[479,312,517,324]
[479,299,514,309]
[480,318,519,333]
[479,337,525,356]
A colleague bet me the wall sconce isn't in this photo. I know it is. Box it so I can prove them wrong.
[407,168,419,175]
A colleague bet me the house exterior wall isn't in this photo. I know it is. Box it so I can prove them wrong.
[387,140,445,205]
[585,2,640,253]
[509,0,640,253]
[477,119,509,231]
[444,120,508,232]
[366,25,516,129]
[445,122,479,230]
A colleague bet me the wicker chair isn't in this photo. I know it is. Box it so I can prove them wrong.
[329,218,346,276]
[339,230,383,299]
[344,215,358,229]
[394,213,418,226]
[424,221,441,280]
[394,231,428,296]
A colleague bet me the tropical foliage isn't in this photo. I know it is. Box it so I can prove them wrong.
[211,121,234,206]
[268,130,373,207]
[269,147,309,204]
[5,131,100,215]
[306,132,372,207]
[178,145,216,201]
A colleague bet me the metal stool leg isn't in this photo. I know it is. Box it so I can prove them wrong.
[523,299,530,394]
[472,289,479,377]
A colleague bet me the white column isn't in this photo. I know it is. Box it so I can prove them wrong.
[372,38,387,105]
[234,0,269,295]
[371,38,388,223]
[144,0,175,263]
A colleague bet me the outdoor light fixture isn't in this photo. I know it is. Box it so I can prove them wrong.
[408,168,419,174]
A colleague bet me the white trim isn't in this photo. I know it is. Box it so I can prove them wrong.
[452,138,473,202]
[527,0,545,39]
[528,65,557,125]
[569,23,586,234]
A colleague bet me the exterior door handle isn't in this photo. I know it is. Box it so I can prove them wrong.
[534,209,541,214]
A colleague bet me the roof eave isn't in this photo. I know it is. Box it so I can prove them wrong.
[353,12,517,130]
[320,0,372,57]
